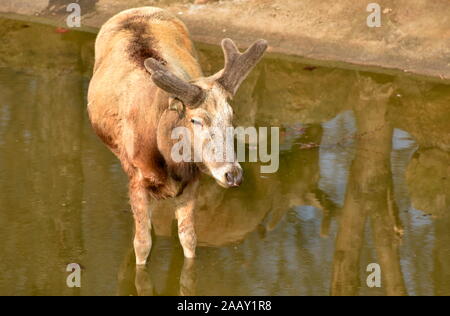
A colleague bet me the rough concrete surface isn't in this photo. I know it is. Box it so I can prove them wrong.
[0,0,449,80]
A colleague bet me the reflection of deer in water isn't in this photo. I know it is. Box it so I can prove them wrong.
[151,124,336,247]
[117,247,196,296]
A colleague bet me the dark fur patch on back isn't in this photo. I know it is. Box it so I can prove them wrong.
[119,17,166,67]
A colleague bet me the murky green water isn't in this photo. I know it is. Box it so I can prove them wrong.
[0,18,449,296]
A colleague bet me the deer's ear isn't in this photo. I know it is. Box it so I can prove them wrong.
[168,98,185,117]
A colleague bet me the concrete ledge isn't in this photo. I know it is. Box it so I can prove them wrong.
[1,0,449,80]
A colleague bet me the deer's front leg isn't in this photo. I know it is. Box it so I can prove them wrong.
[129,175,152,265]
[175,181,199,259]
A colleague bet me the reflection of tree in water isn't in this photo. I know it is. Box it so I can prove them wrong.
[331,75,406,296]
[406,148,450,295]
[0,19,120,296]
[407,149,449,218]
[0,54,85,294]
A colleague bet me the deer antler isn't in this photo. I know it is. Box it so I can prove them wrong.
[217,38,268,96]
[144,58,205,108]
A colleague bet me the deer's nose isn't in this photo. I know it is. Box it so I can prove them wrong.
[225,167,243,188]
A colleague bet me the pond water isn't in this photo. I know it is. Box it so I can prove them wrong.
[0,18,449,296]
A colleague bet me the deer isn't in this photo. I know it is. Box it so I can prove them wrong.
[87,7,268,265]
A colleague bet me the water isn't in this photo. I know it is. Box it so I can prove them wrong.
[0,18,449,296]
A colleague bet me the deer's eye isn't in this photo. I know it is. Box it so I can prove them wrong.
[190,118,203,127]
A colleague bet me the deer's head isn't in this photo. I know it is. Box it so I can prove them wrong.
[145,39,268,188]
